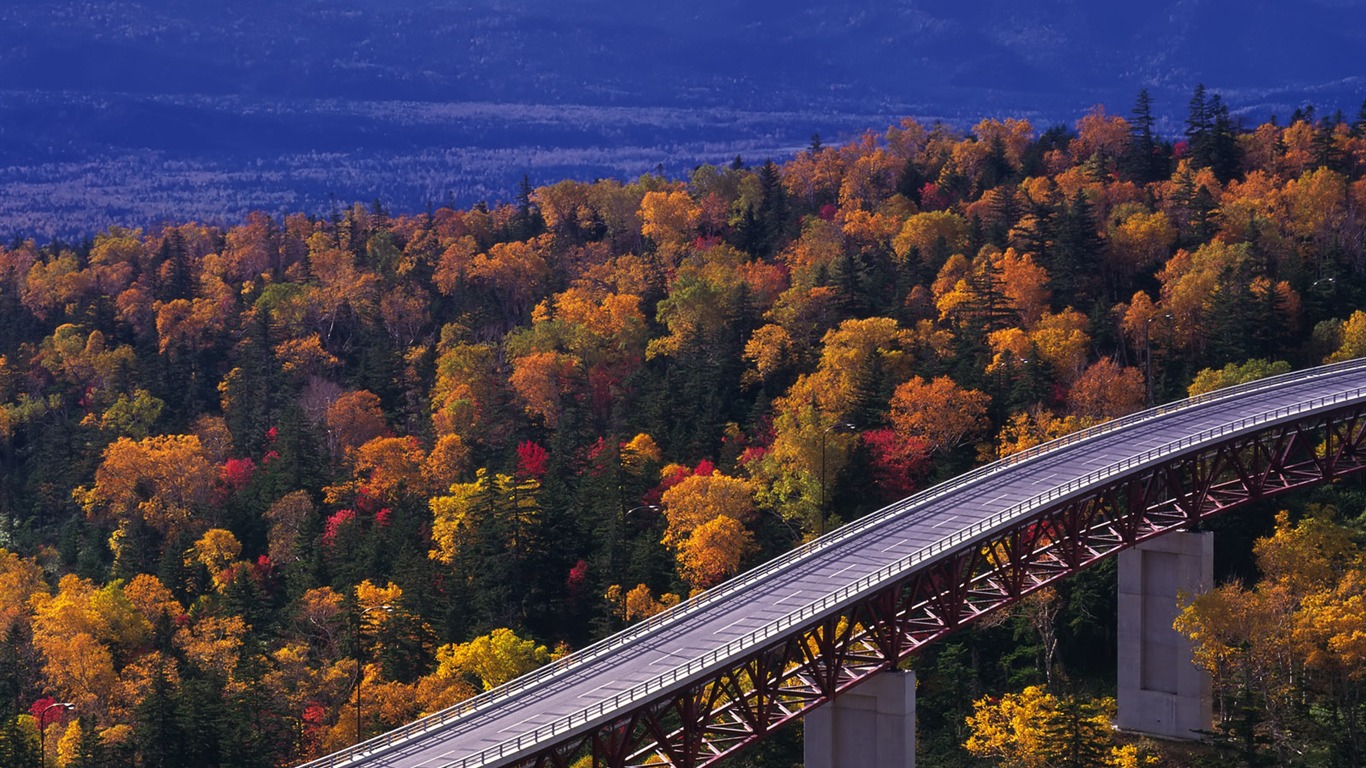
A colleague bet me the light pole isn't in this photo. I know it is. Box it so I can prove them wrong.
[1144,313,1173,406]
[819,422,857,537]
[38,701,74,768]
[355,604,393,745]
[616,504,660,578]
[1310,276,1336,307]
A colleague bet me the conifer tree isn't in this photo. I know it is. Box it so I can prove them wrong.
[1039,695,1111,768]
[1185,83,1212,169]
[1123,88,1166,183]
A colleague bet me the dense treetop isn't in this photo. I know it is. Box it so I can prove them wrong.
[2,90,1366,766]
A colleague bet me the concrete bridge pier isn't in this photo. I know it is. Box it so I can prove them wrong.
[1117,531,1213,739]
[803,670,915,768]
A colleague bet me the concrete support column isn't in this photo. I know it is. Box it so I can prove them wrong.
[1117,531,1213,739]
[804,670,915,768]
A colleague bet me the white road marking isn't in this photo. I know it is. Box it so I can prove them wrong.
[574,679,626,699]
[497,712,545,733]
[712,613,760,635]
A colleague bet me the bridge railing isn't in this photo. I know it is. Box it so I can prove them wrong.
[300,358,1366,768]
[436,381,1366,768]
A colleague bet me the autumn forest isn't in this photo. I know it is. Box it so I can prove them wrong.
[3,88,1366,767]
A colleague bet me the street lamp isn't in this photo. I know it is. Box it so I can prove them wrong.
[1144,313,1173,406]
[606,502,658,579]
[355,604,393,745]
[819,422,857,537]
[38,702,74,768]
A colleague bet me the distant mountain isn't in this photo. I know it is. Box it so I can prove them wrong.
[1,0,1363,237]
[4,0,1362,111]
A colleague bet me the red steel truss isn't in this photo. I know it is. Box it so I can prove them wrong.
[504,404,1366,768]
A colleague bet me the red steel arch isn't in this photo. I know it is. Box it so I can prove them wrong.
[532,402,1366,768]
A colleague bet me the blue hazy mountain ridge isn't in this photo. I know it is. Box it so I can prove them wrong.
[1,0,1364,237]
[5,0,1363,105]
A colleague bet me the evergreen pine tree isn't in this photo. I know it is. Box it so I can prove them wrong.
[134,668,187,768]
[981,135,1012,189]
[1185,83,1212,169]
[0,714,38,768]
[1123,88,1166,183]
[896,156,927,206]
[1207,94,1243,182]
[157,229,193,302]
[1051,190,1104,307]
[511,175,544,241]
[1039,695,1111,768]
[756,161,789,258]
[985,184,1020,247]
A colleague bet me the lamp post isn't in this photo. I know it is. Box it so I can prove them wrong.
[616,504,660,579]
[38,701,74,768]
[819,422,857,537]
[1144,313,1173,406]
[355,604,393,745]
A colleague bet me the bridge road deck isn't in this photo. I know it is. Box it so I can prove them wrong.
[311,360,1366,768]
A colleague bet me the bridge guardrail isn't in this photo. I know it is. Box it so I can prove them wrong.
[301,358,1366,768]
[441,381,1366,768]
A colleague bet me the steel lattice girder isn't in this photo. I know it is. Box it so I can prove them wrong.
[508,405,1366,768]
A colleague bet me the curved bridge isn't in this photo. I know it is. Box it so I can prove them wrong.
[303,359,1366,768]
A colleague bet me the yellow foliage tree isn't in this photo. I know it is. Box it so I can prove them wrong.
[889,375,990,455]
[966,685,1134,768]
[639,189,700,258]
[989,409,1100,460]
[423,433,469,492]
[964,685,1057,768]
[0,548,45,633]
[620,433,662,470]
[660,473,756,548]
[30,575,124,713]
[1175,508,1365,754]
[174,614,247,678]
[121,573,181,625]
[1030,310,1092,383]
[893,211,969,263]
[434,627,553,691]
[676,515,755,590]
[1326,309,1366,363]
[1187,359,1292,397]
[1108,209,1176,276]
[428,477,482,565]
[187,528,243,591]
[333,435,428,505]
[622,584,681,622]
[508,350,581,427]
[76,434,214,538]
[743,324,794,385]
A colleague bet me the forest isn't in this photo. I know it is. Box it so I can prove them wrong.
[2,87,1366,767]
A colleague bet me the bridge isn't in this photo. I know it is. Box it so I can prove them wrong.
[302,358,1366,768]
